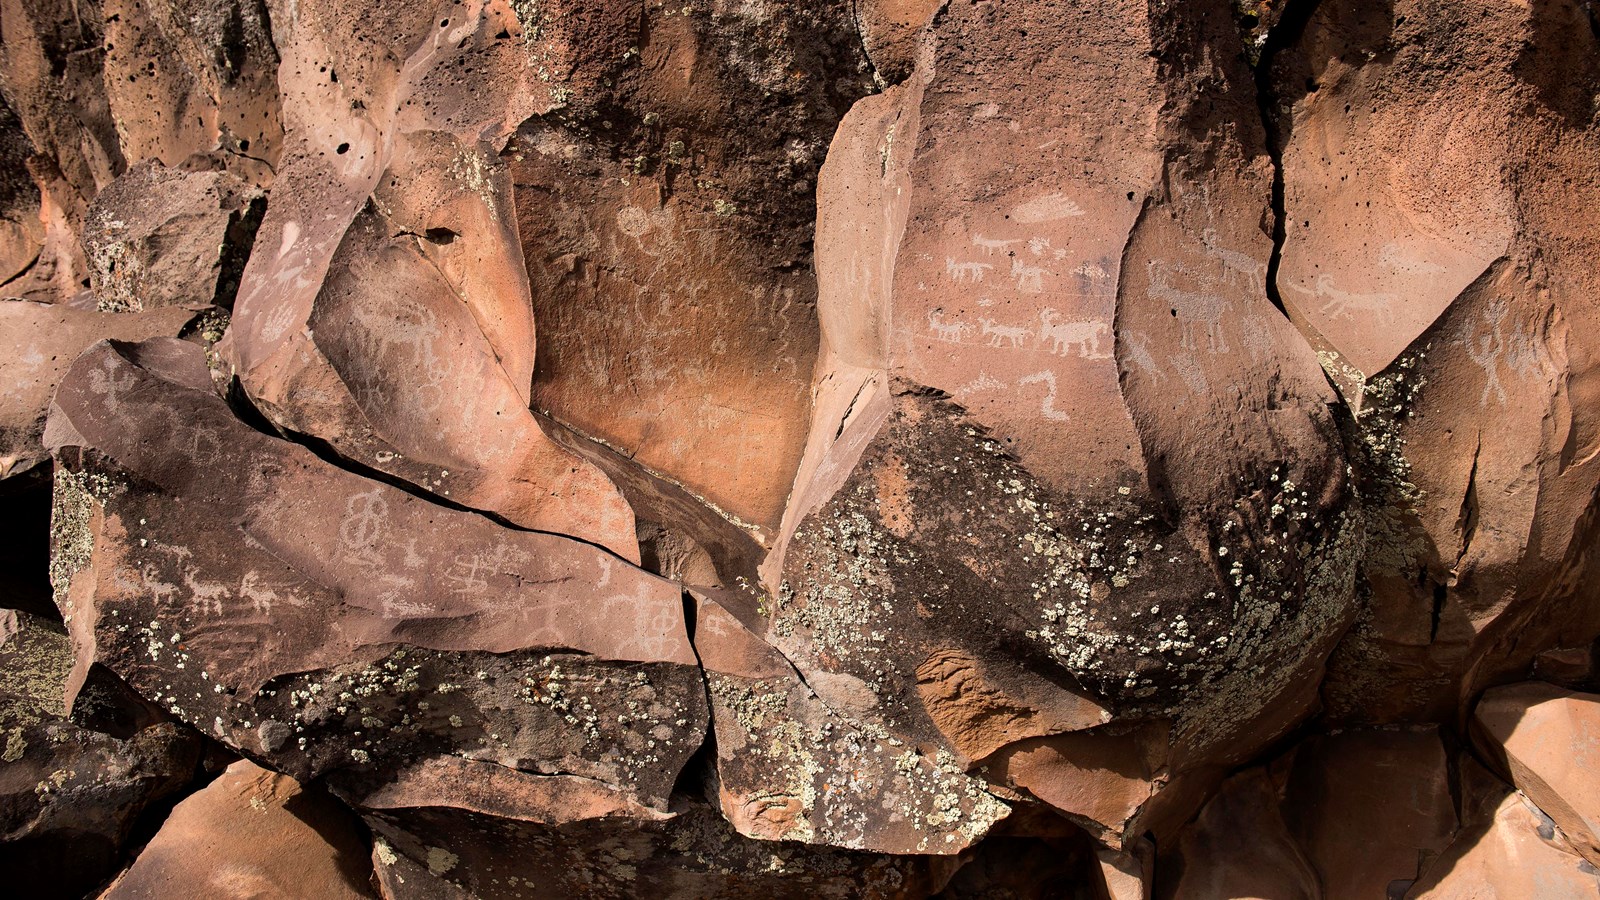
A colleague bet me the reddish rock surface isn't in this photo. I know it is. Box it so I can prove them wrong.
[1,0,1598,895]
[101,760,373,899]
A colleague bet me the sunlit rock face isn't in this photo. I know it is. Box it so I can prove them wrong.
[2,0,1599,895]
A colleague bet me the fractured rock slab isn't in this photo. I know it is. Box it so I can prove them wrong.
[46,338,705,820]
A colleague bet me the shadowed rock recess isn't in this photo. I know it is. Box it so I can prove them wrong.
[1,0,1598,896]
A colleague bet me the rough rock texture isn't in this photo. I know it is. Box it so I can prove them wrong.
[1473,682,1600,866]
[0,609,200,900]
[101,759,373,899]
[1,0,1599,894]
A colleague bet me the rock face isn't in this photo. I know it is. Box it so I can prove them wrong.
[1,0,1599,895]
[101,759,373,899]
[0,609,200,900]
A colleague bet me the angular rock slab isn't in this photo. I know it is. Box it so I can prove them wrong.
[0,609,200,900]
[1273,0,1600,723]
[767,0,1357,840]
[101,759,373,899]
[46,338,705,815]
[694,588,1008,855]
[82,161,265,313]
[222,0,638,557]
[1473,682,1600,866]
[0,300,201,479]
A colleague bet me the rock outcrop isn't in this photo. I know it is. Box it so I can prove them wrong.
[0,0,1598,895]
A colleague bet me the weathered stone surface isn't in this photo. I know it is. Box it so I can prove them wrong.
[1406,756,1600,899]
[219,0,640,557]
[1473,682,1600,866]
[0,609,199,900]
[1271,0,1600,725]
[46,338,706,819]
[82,161,264,313]
[1162,767,1319,900]
[0,300,200,479]
[761,2,1358,849]
[101,759,374,899]
[694,588,1008,855]
[509,1,872,537]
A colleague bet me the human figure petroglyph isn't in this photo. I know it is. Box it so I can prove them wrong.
[1039,309,1110,358]
[1288,273,1395,323]
[339,488,390,568]
[972,234,1023,256]
[978,317,1031,349]
[1011,257,1050,293]
[87,355,138,415]
[928,311,970,343]
[1017,371,1070,421]
[1466,300,1544,406]
[1148,261,1232,354]
[946,258,994,283]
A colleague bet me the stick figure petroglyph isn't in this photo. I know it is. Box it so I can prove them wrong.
[1465,300,1543,406]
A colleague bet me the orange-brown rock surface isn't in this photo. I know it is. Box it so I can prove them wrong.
[1,0,1598,895]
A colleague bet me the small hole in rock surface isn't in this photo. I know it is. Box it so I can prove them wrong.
[336,143,350,154]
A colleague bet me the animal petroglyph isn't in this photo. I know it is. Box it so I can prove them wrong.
[1011,257,1051,293]
[1039,309,1110,358]
[1200,228,1267,296]
[972,234,1024,256]
[979,318,1031,349]
[182,567,231,617]
[1288,273,1396,323]
[946,258,995,283]
[1148,262,1232,354]
[1017,370,1070,421]
[928,312,971,343]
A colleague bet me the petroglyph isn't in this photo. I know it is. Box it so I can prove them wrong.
[1017,370,1070,421]
[1200,228,1266,295]
[1148,262,1232,354]
[978,318,1031,349]
[928,311,971,343]
[1288,273,1396,323]
[1465,300,1546,406]
[182,567,231,617]
[338,488,390,569]
[1039,309,1110,358]
[1118,329,1166,382]
[1010,193,1085,223]
[972,234,1024,256]
[1010,257,1051,293]
[946,258,995,283]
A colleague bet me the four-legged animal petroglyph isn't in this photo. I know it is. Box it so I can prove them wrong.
[1011,257,1050,293]
[979,317,1032,348]
[946,258,995,283]
[972,234,1024,256]
[182,567,231,617]
[1288,273,1395,323]
[1039,309,1110,358]
[1200,228,1267,296]
[1148,262,1232,354]
[928,312,971,343]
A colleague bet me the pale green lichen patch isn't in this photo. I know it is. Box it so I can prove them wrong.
[49,468,122,618]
